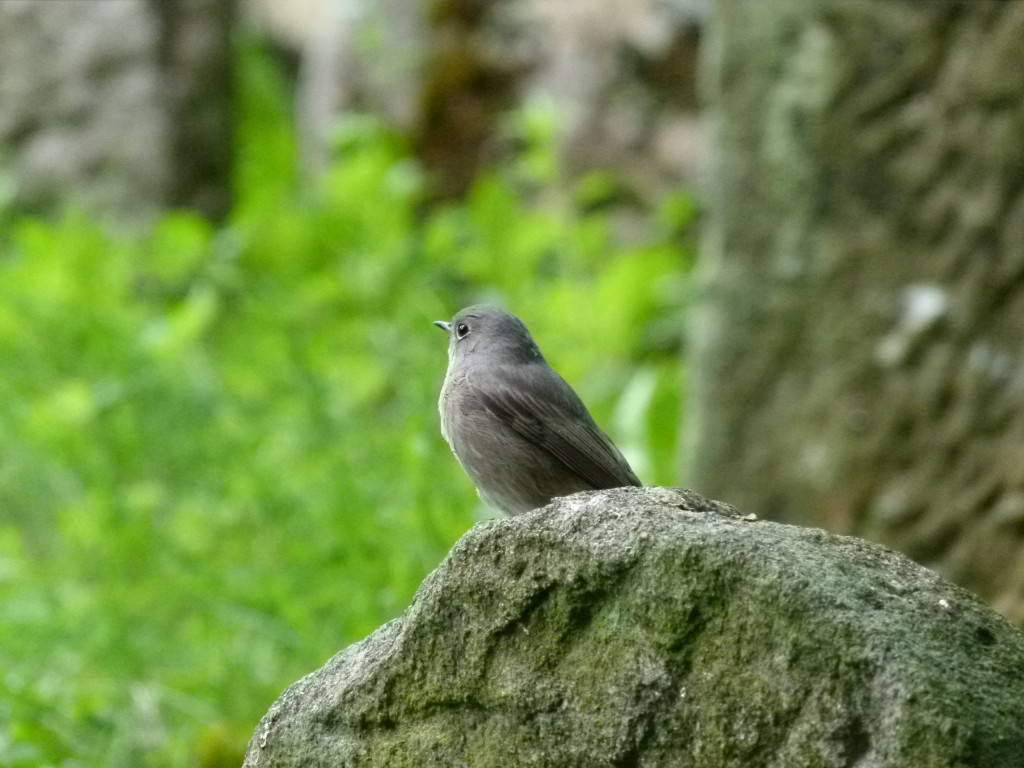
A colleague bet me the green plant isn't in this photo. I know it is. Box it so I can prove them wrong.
[0,39,694,768]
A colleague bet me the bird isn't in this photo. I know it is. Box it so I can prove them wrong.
[434,304,641,515]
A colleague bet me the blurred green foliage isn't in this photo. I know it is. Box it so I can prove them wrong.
[0,41,693,768]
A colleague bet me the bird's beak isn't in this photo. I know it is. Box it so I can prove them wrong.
[433,321,450,332]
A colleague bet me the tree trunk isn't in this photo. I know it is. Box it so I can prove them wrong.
[0,0,168,220]
[151,0,236,221]
[690,0,1024,624]
[0,0,235,222]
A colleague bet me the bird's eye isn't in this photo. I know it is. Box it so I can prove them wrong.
[456,322,470,339]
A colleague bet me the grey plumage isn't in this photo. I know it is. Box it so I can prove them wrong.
[434,305,641,515]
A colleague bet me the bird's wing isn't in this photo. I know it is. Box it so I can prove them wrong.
[471,363,642,490]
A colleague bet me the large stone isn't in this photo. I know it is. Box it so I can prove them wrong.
[243,487,1024,767]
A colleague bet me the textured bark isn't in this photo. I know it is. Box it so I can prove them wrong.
[0,0,235,222]
[691,0,1024,625]
[0,0,168,219]
[245,488,1024,767]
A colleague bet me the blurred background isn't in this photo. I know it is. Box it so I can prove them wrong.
[0,0,1022,766]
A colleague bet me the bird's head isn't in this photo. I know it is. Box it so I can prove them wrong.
[434,305,545,366]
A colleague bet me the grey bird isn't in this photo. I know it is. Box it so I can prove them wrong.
[434,305,641,515]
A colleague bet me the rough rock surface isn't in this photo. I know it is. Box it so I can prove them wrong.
[244,487,1024,767]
